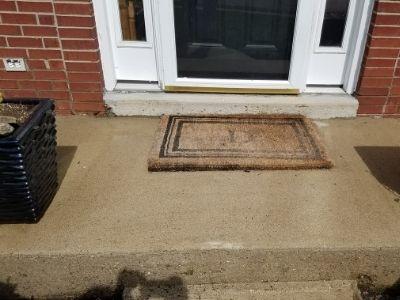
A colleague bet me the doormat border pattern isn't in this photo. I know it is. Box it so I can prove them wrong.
[148,115,333,172]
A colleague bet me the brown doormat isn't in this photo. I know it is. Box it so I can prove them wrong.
[148,115,333,172]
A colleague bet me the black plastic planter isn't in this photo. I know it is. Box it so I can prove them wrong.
[0,99,57,223]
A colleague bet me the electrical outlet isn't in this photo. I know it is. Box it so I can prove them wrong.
[3,58,27,72]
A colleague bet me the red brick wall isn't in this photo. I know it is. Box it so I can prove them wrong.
[0,0,105,114]
[356,0,400,116]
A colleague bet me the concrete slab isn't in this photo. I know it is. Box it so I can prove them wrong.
[0,116,400,297]
[123,280,359,300]
[189,281,359,300]
[105,92,359,119]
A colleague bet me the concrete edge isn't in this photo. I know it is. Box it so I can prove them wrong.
[1,247,398,298]
[104,92,359,119]
[123,280,361,299]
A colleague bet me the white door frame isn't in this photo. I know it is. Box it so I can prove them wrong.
[93,0,374,93]
[93,0,117,91]
[156,0,316,92]
[342,0,375,94]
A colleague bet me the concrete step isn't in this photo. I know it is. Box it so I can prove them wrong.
[123,280,360,300]
[104,91,359,119]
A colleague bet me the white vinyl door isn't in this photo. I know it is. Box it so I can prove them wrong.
[307,0,358,85]
[106,0,158,82]
[156,0,315,92]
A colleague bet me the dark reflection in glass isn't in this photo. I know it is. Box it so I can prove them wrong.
[118,0,146,41]
[320,0,350,47]
[174,0,298,80]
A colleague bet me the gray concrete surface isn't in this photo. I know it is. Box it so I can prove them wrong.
[0,116,400,297]
[105,92,358,118]
[123,280,359,300]
[185,280,359,300]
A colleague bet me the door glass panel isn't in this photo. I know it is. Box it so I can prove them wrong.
[173,0,298,80]
[118,0,146,41]
[319,0,350,47]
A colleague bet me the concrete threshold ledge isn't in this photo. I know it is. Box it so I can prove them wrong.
[104,91,359,119]
[1,247,399,298]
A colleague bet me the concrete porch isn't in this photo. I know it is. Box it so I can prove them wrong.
[0,116,400,298]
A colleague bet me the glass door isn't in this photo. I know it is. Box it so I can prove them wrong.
[157,0,315,92]
[174,0,297,80]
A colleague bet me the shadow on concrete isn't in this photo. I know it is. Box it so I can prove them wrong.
[0,146,77,225]
[355,146,400,196]
[358,275,400,299]
[0,279,24,300]
[383,278,400,299]
[77,270,188,300]
[57,145,77,187]
[0,270,188,300]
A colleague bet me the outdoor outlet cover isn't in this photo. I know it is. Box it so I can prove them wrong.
[3,58,27,72]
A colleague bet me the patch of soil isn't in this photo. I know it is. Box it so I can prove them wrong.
[0,103,34,125]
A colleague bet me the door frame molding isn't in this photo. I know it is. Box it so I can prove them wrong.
[156,0,316,92]
[93,0,117,91]
[150,0,165,87]
[342,0,375,94]
[93,0,374,94]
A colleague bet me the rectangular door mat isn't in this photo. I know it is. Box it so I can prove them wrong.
[148,115,333,171]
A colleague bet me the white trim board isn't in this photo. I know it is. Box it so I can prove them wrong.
[105,92,358,119]
[343,0,375,94]
[92,0,117,91]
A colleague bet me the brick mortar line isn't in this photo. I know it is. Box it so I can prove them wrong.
[2,45,53,49]
[365,58,397,60]
[367,33,400,38]
[0,11,93,15]
[55,14,95,17]
[63,49,100,52]
[50,0,73,114]
[382,49,400,114]
[369,36,400,39]
[374,12,400,15]
[369,22,400,27]
[59,37,98,41]
[373,24,400,27]
[52,1,94,4]
[1,36,97,40]
[63,60,101,63]
[0,47,100,52]
[0,11,53,15]
[368,45,400,48]
[57,26,96,29]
